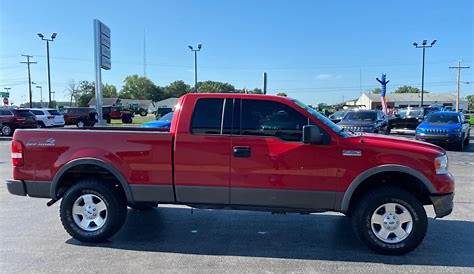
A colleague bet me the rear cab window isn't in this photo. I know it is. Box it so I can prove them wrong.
[190,98,224,134]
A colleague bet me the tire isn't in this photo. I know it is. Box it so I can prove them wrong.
[127,202,158,211]
[139,110,147,117]
[351,186,427,255]
[76,120,85,128]
[1,124,12,136]
[38,121,46,128]
[60,179,127,243]
[464,134,470,146]
[455,137,464,151]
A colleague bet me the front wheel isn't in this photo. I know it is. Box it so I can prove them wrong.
[351,186,427,255]
[464,134,470,146]
[1,124,12,136]
[60,179,127,243]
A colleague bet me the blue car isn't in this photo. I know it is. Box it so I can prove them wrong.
[141,112,173,130]
[415,111,470,151]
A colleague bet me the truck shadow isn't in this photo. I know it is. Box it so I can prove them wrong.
[66,207,474,267]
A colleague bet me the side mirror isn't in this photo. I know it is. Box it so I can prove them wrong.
[303,125,322,144]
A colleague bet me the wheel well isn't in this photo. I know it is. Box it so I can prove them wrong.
[55,164,127,201]
[347,171,431,214]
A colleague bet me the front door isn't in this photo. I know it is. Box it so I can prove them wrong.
[230,99,339,210]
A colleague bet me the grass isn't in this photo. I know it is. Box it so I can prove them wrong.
[110,114,156,126]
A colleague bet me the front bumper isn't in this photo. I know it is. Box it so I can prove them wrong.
[6,180,51,198]
[416,133,461,145]
[430,193,454,218]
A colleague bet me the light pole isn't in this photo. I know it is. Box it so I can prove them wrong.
[413,39,436,107]
[37,32,57,108]
[33,83,43,107]
[188,44,202,91]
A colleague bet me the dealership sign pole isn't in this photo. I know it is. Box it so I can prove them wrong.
[94,19,111,125]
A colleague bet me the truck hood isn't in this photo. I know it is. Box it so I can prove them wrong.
[354,133,445,156]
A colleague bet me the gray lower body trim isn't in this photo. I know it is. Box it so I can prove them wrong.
[175,185,228,204]
[231,188,340,210]
[130,184,175,203]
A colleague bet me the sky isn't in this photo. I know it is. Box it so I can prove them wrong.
[0,0,473,106]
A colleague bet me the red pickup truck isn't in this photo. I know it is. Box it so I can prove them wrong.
[6,93,454,255]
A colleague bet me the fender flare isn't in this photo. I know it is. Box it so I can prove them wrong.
[50,157,133,201]
[340,164,435,212]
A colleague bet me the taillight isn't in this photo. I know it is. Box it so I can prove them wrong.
[11,140,24,166]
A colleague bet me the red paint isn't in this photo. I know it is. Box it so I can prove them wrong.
[11,93,454,200]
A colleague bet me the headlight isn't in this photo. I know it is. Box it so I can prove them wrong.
[434,154,448,175]
[416,128,425,134]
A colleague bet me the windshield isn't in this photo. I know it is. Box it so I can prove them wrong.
[158,112,173,122]
[291,99,352,137]
[398,109,422,118]
[330,111,346,119]
[427,113,459,124]
[343,111,376,122]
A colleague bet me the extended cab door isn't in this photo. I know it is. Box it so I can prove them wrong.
[230,99,340,210]
[173,97,232,204]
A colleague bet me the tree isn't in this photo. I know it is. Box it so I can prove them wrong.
[120,75,163,101]
[164,80,191,98]
[75,80,95,107]
[196,81,235,93]
[466,95,474,110]
[394,85,421,94]
[370,87,382,94]
[103,84,118,98]
[276,92,287,97]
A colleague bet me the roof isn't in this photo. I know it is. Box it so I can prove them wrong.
[88,97,119,106]
[363,93,463,102]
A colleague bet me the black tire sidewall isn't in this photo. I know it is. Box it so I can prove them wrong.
[60,180,126,242]
[353,187,427,255]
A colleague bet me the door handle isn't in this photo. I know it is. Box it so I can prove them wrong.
[233,146,251,158]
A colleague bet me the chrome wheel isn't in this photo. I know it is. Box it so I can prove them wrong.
[77,121,84,128]
[72,194,107,231]
[370,202,413,244]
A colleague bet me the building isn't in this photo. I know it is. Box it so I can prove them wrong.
[149,97,179,113]
[355,93,468,110]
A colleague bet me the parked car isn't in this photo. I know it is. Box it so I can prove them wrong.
[416,111,470,151]
[141,111,173,130]
[0,108,38,136]
[102,106,134,124]
[6,93,454,255]
[389,107,424,133]
[27,108,65,128]
[338,110,390,134]
[328,110,347,123]
[62,107,97,127]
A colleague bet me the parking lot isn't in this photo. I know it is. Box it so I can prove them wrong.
[0,132,473,274]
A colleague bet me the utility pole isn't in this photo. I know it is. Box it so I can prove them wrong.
[37,33,57,108]
[449,61,470,112]
[20,55,37,108]
[188,44,202,91]
[263,72,267,94]
[32,82,43,107]
[143,29,147,77]
[413,39,437,107]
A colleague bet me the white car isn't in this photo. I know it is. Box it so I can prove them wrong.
[28,108,65,128]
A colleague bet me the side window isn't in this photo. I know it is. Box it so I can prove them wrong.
[191,98,224,134]
[241,99,308,141]
[31,110,44,115]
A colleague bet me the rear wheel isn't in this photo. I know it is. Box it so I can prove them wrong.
[351,186,427,255]
[60,179,127,243]
[454,137,464,151]
[76,120,85,128]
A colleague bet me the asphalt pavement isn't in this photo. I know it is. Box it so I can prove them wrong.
[0,132,473,274]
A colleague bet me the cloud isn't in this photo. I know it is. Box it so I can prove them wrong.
[316,74,340,80]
